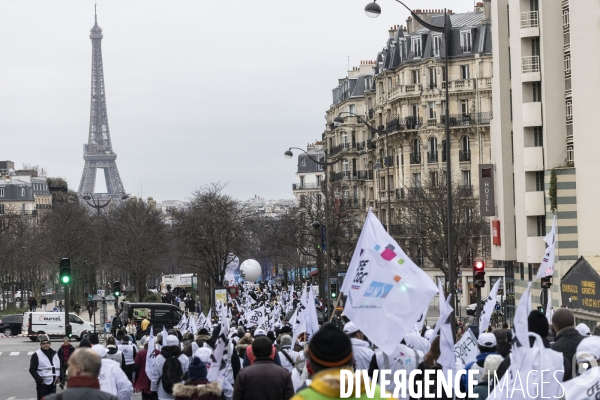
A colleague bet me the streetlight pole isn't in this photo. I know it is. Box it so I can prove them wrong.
[285,147,345,320]
[333,112,391,233]
[361,1,456,337]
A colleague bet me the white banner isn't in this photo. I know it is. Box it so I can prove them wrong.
[454,328,478,368]
[246,306,265,327]
[145,326,156,376]
[343,210,438,355]
[536,215,557,280]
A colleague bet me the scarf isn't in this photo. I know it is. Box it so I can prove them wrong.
[67,375,101,389]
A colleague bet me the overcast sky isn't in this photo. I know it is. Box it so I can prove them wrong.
[1,0,472,203]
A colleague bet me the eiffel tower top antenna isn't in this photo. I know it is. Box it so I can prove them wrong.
[94,3,97,24]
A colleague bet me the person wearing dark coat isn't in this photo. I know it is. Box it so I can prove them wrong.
[413,336,452,400]
[57,337,76,389]
[551,308,583,377]
[233,336,293,400]
[173,357,222,400]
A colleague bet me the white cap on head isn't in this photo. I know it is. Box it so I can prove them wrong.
[576,336,600,361]
[194,347,212,363]
[254,329,267,337]
[478,332,497,347]
[92,344,106,358]
[343,321,359,335]
[576,323,591,337]
[166,335,179,346]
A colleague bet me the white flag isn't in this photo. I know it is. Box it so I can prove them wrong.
[292,286,309,346]
[512,282,532,368]
[246,306,265,327]
[305,286,320,341]
[413,303,429,335]
[342,210,438,355]
[189,315,197,336]
[536,215,557,280]
[206,305,230,382]
[145,326,156,377]
[435,281,455,374]
[546,287,554,324]
[479,278,502,333]
[161,325,169,345]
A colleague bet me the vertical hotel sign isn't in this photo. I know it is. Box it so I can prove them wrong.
[479,164,496,216]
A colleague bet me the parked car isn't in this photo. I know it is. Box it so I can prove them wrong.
[284,309,324,325]
[0,314,23,336]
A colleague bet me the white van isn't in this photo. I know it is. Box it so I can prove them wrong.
[22,312,94,341]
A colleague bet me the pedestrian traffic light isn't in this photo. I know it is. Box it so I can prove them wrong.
[330,282,338,298]
[473,260,485,288]
[59,258,71,285]
[113,281,121,297]
[541,276,552,289]
[66,325,72,338]
[537,306,545,314]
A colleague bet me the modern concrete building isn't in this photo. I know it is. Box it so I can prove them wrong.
[489,0,599,327]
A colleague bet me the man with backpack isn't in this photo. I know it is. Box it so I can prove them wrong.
[150,334,189,400]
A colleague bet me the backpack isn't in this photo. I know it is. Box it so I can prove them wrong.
[161,354,183,394]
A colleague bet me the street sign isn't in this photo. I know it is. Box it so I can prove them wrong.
[88,294,93,301]
[494,303,501,311]
[97,290,105,297]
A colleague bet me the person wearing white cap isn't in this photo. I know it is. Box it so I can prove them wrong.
[575,322,591,337]
[150,334,190,400]
[562,336,600,400]
[91,344,133,400]
[342,321,374,371]
[459,332,499,393]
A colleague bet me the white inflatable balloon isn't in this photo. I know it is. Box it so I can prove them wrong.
[239,259,262,282]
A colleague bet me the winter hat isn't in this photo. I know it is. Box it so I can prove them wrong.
[39,335,50,344]
[198,328,209,336]
[482,354,504,378]
[280,325,292,335]
[188,357,208,381]
[237,326,245,336]
[79,338,92,348]
[576,336,600,361]
[166,335,179,346]
[342,321,359,335]
[92,344,107,358]
[254,329,267,337]
[528,310,550,338]
[308,322,353,368]
[194,347,212,363]
[576,323,591,337]
[478,332,497,347]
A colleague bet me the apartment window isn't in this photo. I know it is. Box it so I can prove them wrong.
[508,47,511,79]
[348,105,356,115]
[530,0,538,12]
[411,69,420,84]
[428,102,437,118]
[433,35,442,56]
[316,175,322,186]
[441,101,446,116]
[510,89,513,121]
[460,31,472,53]
[411,104,419,118]
[413,172,422,187]
[300,194,306,208]
[535,171,544,191]
[507,5,510,36]
[0,204,4,214]
[20,187,25,197]
[512,174,515,205]
[428,67,436,87]
[412,37,422,57]
[301,158,306,167]
[0,188,4,197]
[564,55,571,74]
[528,263,533,281]
[316,194,322,205]
[318,157,324,170]
[460,65,470,80]
[299,176,305,187]
[430,171,438,186]
[537,215,546,236]
[534,127,543,147]
[533,82,542,102]
[462,170,471,186]
[562,10,569,28]
[566,100,573,120]
[531,38,540,56]
[460,99,469,115]
[519,263,524,280]
[511,131,514,163]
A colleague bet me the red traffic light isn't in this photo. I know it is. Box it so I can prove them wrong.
[474,261,485,271]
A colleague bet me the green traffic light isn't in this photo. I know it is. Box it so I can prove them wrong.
[61,276,70,284]
[115,291,120,296]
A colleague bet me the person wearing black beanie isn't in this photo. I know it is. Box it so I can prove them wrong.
[295,323,387,399]
[79,338,92,348]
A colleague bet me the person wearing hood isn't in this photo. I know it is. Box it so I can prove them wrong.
[91,344,133,400]
[42,348,119,400]
[57,337,76,389]
[105,337,124,365]
[459,332,499,393]
[173,357,221,400]
[134,337,160,400]
[562,336,600,399]
[29,335,61,400]
[343,321,374,371]
[150,334,190,400]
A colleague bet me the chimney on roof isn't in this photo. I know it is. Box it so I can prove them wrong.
[482,0,491,21]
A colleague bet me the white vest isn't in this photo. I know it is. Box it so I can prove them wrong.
[118,344,135,365]
[36,349,60,385]
[375,344,422,399]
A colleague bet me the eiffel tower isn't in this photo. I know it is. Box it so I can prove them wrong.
[78,8,126,204]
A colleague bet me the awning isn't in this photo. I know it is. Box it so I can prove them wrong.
[309,268,319,277]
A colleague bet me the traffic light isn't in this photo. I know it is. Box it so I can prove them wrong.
[537,306,545,314]
[473,260,486,288]
[66,325,72,338]
[541,276,552,289]
[113,281,121,297]
[330,282,338,298]
[59,258,71,285]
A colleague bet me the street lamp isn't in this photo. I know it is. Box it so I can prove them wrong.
[285,146,345,321]
[82,193,129,291]
[361,0,456,337]
[334,112,392,233]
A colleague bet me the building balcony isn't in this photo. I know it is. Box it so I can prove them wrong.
[427,151,438,163]
[332,171,352,181]
[525,191,545,216]
[442,79,474,91]
[520,11,540,38]
[427,118,438,126]
[410,153,421,165]
[522,102,542,127]
[527,236,546,263]
[523,147,544,171]
[522,56,541,82]
[407,187,425,199]
[403,116,422,130]
[293,182,321,190]
[459,150,471,162]
[341,197,359,208]
[36,204,52,210]
[457,185,473,197]
[357,170,374,180]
